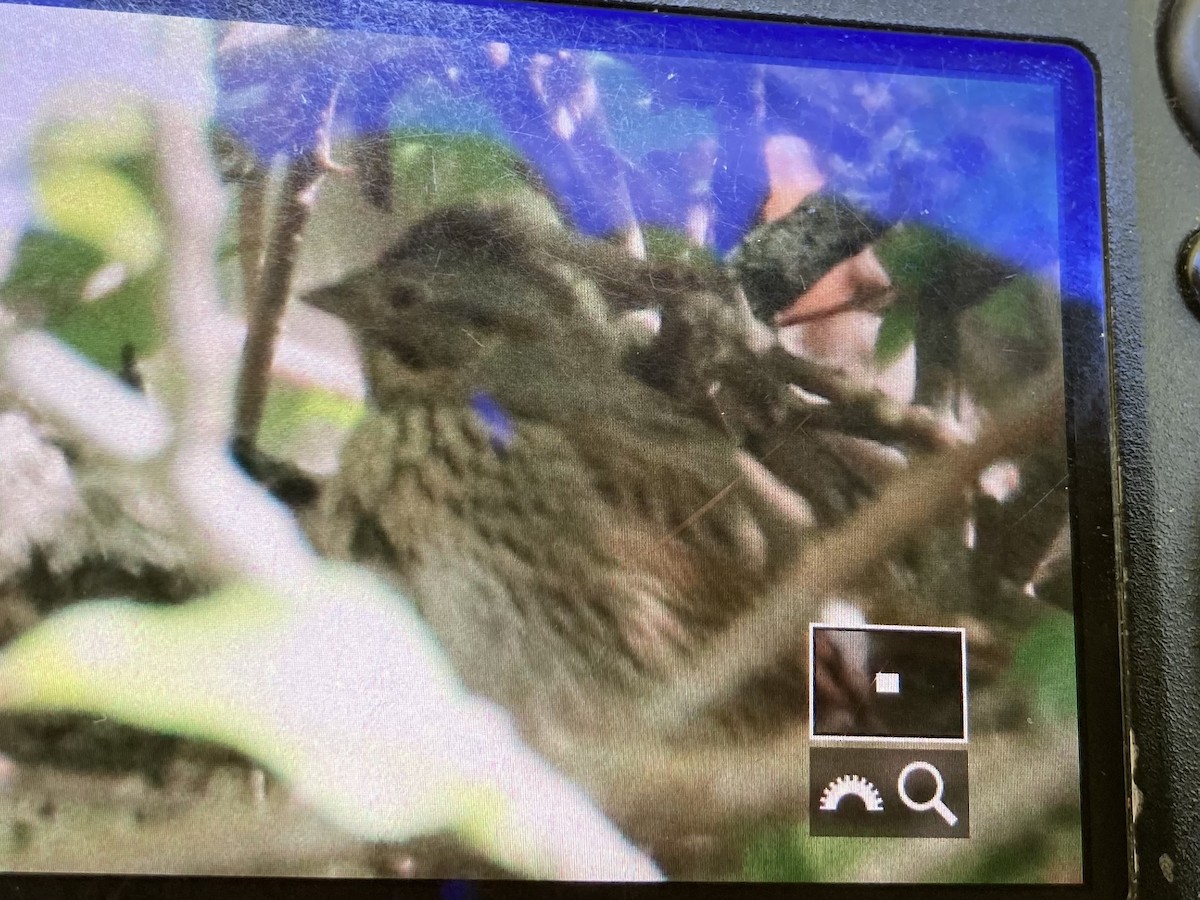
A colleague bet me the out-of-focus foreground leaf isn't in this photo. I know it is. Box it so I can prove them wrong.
[0,563,661,881]
[32,103,162,276]
[0,231,161,373]
[3,103,167,373]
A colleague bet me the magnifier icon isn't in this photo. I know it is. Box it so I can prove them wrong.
[897,761,958,827]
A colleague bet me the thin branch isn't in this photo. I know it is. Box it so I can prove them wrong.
[154,108,317,587]
[231,86,345,452]
[236,161,269,313]
[232,150,325,450]
[764,345,956,452]
[646,371,1065,730]
[778,391,947,453]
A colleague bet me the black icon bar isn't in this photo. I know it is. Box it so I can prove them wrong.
[809,747,970,838]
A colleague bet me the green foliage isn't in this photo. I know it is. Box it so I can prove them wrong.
[874,224,953,296]
[954,803,1082,884]
[48,269,161,374]
[34,164,161,276]
[1010,610,1078,723]
[958,830,1053,883]
[742,826,864,882]
[33,102,155,166]
[1,231,103,320]
[0,566,660,879]
[1,104,167,373]
[392,131,541,218]
[0,231,162,372]
[972,275,1044,343]
[872,223,1048,368]
[874,293,916,367]
[871,226,950,364]
[642,226,722,274]
[258,382,367,460]
[33,105,163,276]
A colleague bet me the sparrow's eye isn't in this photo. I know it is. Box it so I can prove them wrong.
[386,338,433,371]
[389,279,429,310]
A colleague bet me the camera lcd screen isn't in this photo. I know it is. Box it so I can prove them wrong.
[0,0,1112,889]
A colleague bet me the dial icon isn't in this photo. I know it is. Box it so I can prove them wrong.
[818,774,885,813]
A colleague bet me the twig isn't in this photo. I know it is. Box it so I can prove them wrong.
[764,345,955,452]
[779,391,947,453]
[231,84,346,451]
[154,108,317,587]
[236,161,269,312]
[232,150,325,450]
[647,371,1064,729]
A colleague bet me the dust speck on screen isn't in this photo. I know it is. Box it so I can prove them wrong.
[0,0,1101,885]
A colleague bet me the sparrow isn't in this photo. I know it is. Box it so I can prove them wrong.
[301,201,826,741]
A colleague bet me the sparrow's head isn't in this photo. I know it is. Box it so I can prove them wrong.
[304,204,626,411]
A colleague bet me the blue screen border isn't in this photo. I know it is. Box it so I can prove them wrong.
[5,0,1108,309]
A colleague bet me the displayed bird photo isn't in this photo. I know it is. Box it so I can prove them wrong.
[0,0,1102,884]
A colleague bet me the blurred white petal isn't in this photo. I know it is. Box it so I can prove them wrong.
[0,411,80,581]
[2,330,172,462]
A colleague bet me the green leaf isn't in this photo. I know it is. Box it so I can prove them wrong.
[642,226,720,270]
[0,230,105,320]
[873,225,952,295]
[391,131,539,217]
[974,277,1042,342]
[0,564,661,880]
[1011,610,1078,723]
[48,269,162,372]
[874,294,916,366]
[0,230,163,371]
[34,163,162,275]
[871,225,951,367]
[33,102,154,166]
[258,382,367,458]
[742,826,864,881]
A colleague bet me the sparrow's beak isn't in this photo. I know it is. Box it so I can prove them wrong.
[303,278,364,324]
[773,246,893,327]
